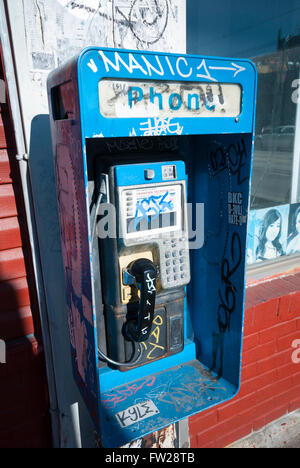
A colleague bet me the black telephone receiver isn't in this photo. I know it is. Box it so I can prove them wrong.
[125,259,157,343]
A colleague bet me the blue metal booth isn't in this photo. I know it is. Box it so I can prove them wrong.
[47,47,257,447]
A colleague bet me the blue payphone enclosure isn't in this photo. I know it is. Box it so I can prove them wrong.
[47,48,257,447]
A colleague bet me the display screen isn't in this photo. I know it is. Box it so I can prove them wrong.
[99,79,242,119]
[122,184,183,240]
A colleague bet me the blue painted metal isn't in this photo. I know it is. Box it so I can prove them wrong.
[100,360,236,448]
[47,47,257,447]
[77,48,256,139]
[114,160,186,186]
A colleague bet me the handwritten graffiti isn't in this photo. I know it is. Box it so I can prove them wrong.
[156,378,226,412]
[228,192,246,227]
[115,399,159,428]
[146,273,156,294]
[116,0,169,47]
[104,135,178,154]
[142,314,166,360]
[217,231,242,333]
[209,138,249,185]
[134,192,173,229]
[94,50,246,82]
[102,376,156,409]
[140,117,183,136]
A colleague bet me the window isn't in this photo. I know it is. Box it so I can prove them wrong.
[187,0,300,264]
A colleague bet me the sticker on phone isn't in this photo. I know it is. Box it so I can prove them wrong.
[115,400,159,428]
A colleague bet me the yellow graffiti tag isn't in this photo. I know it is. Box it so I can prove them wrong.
[141,314,166,360]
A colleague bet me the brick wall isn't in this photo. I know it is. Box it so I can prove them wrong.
[189,272,300,448]
[0,46,51,448]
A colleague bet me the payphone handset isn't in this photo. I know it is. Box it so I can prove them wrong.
[97,160,190,369]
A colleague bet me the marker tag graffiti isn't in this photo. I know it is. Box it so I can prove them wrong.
[115,399,159,428]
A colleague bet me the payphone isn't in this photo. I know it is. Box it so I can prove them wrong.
[95,159,190,369]
[48,48,256,447]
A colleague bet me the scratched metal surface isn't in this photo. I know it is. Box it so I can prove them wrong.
[100,360,235,448]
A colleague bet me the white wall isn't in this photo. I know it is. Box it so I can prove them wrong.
[8,0,186,145]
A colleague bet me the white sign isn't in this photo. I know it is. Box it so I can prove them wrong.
[99,79,242,119]
[115,399,159,428]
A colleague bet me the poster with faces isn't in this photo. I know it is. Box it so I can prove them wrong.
[247,204,290,263]
[287,203,300,256]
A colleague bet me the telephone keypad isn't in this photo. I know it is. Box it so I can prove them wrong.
[160,237,190,289]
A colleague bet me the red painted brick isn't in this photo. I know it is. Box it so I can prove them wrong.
[0,217,22,250]
[259,320,297,345]
[243,306,255,335]
[0,248,26,282]
[0,277,30,310]
[0,149,12,184]
[255,383,276,405]
[276,362,299,381]
[241,362,257,381]
[288,396,300,413]
[0,337,44,381]
[277,331,300,352]
[253,414,266,432]
[242,340,277,366]
[194,427,218,448]
[239,369,276,398]
[217,393,256,421]
[0,184,17,218]
[189,410,218,435]
[256,349,291,375]
[0,416,51,449]
[262,406,288,431]
[195,412,254,448]
[278,295,293,322]
[290,293,300,318]
[189,435,198,449]
[253,395,287,421]
[243,333,259,351]
[253,299,279,331]
[282,273,300,287]
[216,423,253,448]
[292,372,300,386]
[0,306,34,341]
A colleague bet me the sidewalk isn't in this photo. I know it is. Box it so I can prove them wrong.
[229,410,300,448]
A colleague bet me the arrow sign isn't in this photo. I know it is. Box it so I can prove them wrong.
[208,63,246,77]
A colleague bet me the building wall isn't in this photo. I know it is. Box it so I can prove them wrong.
[189,272,300,448]
[0,46,51,448]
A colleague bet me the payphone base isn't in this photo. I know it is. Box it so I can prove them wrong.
[99,358,237,448]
